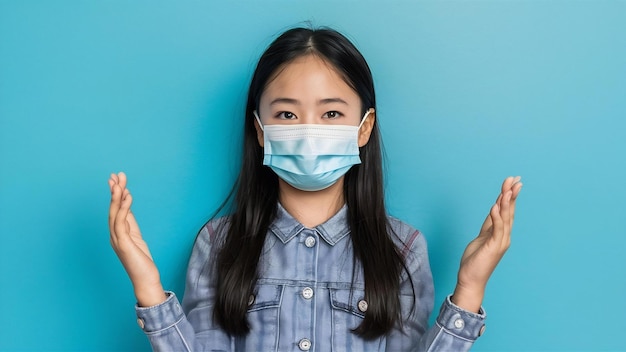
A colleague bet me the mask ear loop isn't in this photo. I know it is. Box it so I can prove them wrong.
[358,108,375,129]
[253,110,264,131]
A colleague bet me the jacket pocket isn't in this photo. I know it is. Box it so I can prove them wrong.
[239,284,283,352]
[330,288,366,319]
[329,288,383,351]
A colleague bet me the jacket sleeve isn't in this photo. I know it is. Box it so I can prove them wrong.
[419,295,486,351]
[135,221,232,352]
[386,228,486,351]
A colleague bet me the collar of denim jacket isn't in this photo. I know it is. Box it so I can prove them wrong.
[269,202,351,246]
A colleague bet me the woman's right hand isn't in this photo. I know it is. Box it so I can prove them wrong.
[108,172,167,307]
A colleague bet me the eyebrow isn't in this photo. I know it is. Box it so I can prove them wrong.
[319,98,348,105]
[269,97,349,106]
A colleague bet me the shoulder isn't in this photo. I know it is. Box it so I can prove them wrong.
[194,216,232,253]
[387,215,429,266]
[185,216,232,287]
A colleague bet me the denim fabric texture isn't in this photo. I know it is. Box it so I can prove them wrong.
[135,204,486,351]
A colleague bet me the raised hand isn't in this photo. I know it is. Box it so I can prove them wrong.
[108,172,166,307]
[451,176,523,313]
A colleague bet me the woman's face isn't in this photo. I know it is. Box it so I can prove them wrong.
[257,54,364,127]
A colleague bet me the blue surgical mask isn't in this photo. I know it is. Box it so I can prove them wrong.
[254,109,373,191]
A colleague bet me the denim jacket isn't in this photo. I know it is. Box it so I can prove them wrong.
[136,204,486,351]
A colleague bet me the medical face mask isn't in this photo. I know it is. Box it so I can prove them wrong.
[254,109,373,191]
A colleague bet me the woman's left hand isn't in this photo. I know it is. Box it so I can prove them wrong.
[451,176,523,313]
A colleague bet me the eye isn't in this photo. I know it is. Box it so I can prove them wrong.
[323,111,343,119]
[276,111,297,120]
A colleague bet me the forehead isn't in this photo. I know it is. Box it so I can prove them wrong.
[260,54,360,105]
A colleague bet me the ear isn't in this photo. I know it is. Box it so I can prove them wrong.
[253,112,264,147]
[358,109,375,147]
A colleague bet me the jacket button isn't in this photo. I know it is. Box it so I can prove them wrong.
[358,299,368,313]
[298,338,312,351]
[302,287,314,300]
[454,318,465,329]
[305,236,316,248]
[136,318,145,330]
[248,294,255,306]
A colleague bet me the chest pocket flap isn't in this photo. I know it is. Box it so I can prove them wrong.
[247,284,283,312]
[330,288,366,319]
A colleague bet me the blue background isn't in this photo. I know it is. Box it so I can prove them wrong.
[1,1,625,350]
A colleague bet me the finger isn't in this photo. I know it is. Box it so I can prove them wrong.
[491,199,505,245]
[478,209,494,236]
[501,176,514,194]
[114,188,133,244]
[502,175,521,195]
[512,180,523,219]
[109,174,118,192]
[497,176,518,211]
[479,192,502,236]
[500,190,513,232]
[490,201,500,221]
[494,193,503,209]
[111,173,119,184]
[478,201,500,239]
[109,183,122,234]
[502,190,514,249]
[512,180,523,200]
[118,172,128,192]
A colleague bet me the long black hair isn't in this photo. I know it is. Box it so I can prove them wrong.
[212,27,412,339]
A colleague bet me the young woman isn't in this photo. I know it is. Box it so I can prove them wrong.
[108,27,522,351]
